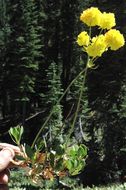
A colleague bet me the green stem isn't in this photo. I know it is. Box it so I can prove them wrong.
[89,26,91,38]
[68,62,88,139]
[31,67,86,148]
[66,22,92,138]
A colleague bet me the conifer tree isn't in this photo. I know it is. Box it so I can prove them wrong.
[0,0,11,118]
[7,0,41,121]
[45,62,63,143]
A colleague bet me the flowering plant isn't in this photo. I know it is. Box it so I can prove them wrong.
[77,7,125,62]
[72,7,125,136]
[8,7,125,187]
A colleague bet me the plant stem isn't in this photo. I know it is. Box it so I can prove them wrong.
[67,62,88,139]
[31,68,86,148]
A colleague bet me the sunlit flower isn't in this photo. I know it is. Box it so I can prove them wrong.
[99,12,116,30]
[77,31,90,46]
[80,7,102,26]
[105,29,125,50]
[86,35,107,57]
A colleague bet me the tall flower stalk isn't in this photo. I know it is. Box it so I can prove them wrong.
[33,7,125,147]
[69,7,125,138]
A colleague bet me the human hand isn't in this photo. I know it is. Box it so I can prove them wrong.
[0,143,21,190]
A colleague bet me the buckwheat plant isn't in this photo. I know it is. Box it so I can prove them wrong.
[9,7,125,187]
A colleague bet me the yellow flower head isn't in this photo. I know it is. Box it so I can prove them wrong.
[77,31,90,46]
[80,7,102,27]
[86,35,107,57]
[99,12,116,30]
[105,29,125,50]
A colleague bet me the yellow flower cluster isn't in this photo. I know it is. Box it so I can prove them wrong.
[80,7,116,30]
[80,7,102,27]
[77,7,125,58]
[105,29,125,50]
[99,12,116,30]
[86,35,107,57]
[76,31,90,46]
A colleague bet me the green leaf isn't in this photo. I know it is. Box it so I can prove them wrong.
[9,126,24,145]
[55,145,65,156]
[68,145,78,157]
[66,160,73,171]
[78,145,87,158]
[50,153,55,168]
[66,159,85,176]
[15,155,26,161]
[65,144,87,176]
[55,158,65,171]
[24,144,34,160]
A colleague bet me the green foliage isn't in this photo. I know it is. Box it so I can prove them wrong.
[9,170,126,190]
[9,126,24,145]
[43,62,63,141]
[81,183,126,190]
[9,125,87,185]
[65,144,87,175]
[9,170,38,190]
[2,0,42,121]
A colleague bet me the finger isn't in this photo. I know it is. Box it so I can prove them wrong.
[0,169,10,185]
[0,143,20,154]
[0,148,15,172]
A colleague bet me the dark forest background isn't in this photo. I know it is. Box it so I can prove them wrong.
[0,0,126,187]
